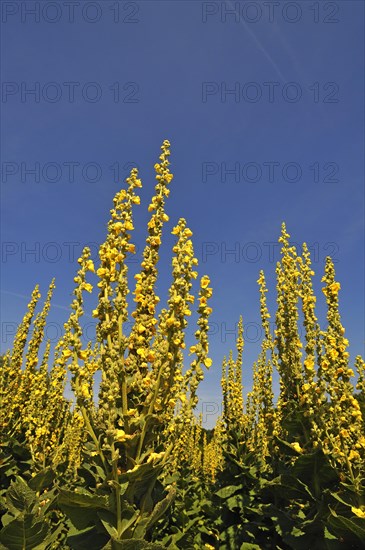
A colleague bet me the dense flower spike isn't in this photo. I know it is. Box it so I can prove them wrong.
[221,317,245,433]
[96,168,141,422]
[246,272,275,458]
[297,243,325,448]
[186,274,213,408]
[149,218,198,427]
[0,285,40,430]
[127,140,173,375]
[318,258,364,473]
[274,224,303,436]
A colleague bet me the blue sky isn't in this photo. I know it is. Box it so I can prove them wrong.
[1,1,364,427]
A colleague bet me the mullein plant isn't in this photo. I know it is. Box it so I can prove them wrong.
[273,224,303,441]
[317,258,365,482]
[2,141,365,548]
[245,271,275,461]
[57,140,214,545]
[0,280,73,472]
[221,316,245,440]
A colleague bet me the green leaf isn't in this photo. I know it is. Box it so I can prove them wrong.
[265,474,314,501]
[292,449,338,494]
[28,467,56,492]
[111,541,165,550]
[273,436,302,456]
[328,507,365,543]
[0,513,49,549]
[98,509,118,539]
[67,526,109,550]
[144,486,176,532]
[215,485,242,499]
[59,488,109,510]
[60,503,98,530]
[6,477,36,515]
[240,544,262,550]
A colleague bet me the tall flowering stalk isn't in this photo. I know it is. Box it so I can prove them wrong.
[150,218,199,428]
[246,272,274,459]
[186,274,213,408]
[127,141,173,378]
[0,286,40,433]
[318,258,364,478]
[222,317,245,434]
[273,224,303,437]
[297,243,325,449]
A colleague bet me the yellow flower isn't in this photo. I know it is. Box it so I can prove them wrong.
[201,276,210,288]
[113,222,124,233]
[351,507,365,518]
[304,357,315,371]
[78,350,88,361]
[291,442,303,453]
[116,430,134,443]
[86,260,95,272]
[329,282,341,293]
[83,283,93,293]
[80,383,91,399]
[349,449,360,461]
[204,358,212,367]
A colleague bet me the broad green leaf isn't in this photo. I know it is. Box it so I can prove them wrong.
[98,509,118,539]
[28,467,56,492]
[0,513,49,550]
[6,477,36,515]
[145,486,176,532]
[60,503,98,530]
[67,526,109,550]
[59,488,109,510]
[292,450,338,494]
[215,485,242,499]
[111,540,165,550]
[328,507,365,542]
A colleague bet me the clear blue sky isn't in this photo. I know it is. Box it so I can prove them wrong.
[1,1,364,427]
